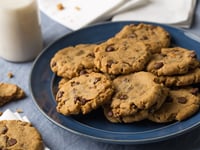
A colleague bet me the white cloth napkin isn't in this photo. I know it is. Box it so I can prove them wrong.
[39,0,127,30]
[0,109,50,150]
[112,0,197,28]
[39,0,196,30]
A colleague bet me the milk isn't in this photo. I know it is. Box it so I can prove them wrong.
[0,0,43,62]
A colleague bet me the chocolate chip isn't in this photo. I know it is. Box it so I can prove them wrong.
[57,91,64,98]
[93,77,101,84]
[80,98,87,105]
[161,54,167,57]
[131,104,137,109]
[70,81,80,87]
[106,60,114,68]
[154,62,164,69]
[0,126,8,134]
[108,111,113,117]
[105,45,115,52]
[118,94,128,100]
[86,53,95,58]
[140,36,148,40]
[79,70,87,75]
[177,97,187,104]
[74,96,88,105]
[7,138,17,147]
[189,51,197,58]
[51,61,56,67]
[74,96,80,104]
[123,78,129,82]
[190,88,199,95]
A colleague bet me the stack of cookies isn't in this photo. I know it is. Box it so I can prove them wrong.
[50,23,200,124]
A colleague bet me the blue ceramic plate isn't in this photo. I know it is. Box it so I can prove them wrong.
[30,21,200,144]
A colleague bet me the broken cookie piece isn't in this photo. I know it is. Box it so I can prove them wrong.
[0,83,25,106]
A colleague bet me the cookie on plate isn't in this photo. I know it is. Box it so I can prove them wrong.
[0,120,44,150]
[56,72,114,115]
[115,23,170,53]
[156,67,200,87]
[50,44,98,79]
[107,71,169,118]
[0,83,25,106]
[147,47,199,76]
[94,38,151,75]
[148,87,200,123]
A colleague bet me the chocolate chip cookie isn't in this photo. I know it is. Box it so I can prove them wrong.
[50,44,98,79]
[106,71,169,118]
[0,83,25,106]
[0,120,44,150]
[56,72,114,115]
[115,23,171,53]
[94,38,151,75]
[147,47,199,76]
[148,87,200,123]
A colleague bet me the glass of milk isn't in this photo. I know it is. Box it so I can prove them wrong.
[0,0,43,62]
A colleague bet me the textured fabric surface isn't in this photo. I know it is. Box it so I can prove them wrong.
[0,2,200,149]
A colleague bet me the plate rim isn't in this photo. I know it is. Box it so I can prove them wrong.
[29,21,200,144]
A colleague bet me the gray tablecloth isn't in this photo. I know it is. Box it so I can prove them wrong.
[1,2,200,150]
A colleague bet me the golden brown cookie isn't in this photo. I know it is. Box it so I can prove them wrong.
[50,44,98,79]
[94,38,151,75]
[106,72,169,118]
[56,72,114,115]
[0,120,44,150]
[147,47,199,76]
[0,83,25,106]
[115,23,170,53]
[148,87,200,123]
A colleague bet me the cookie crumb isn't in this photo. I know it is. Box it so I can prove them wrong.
[7,72,14,78]
[16,109,23,113]
[75,6,81,11]
[57,3,65,10]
